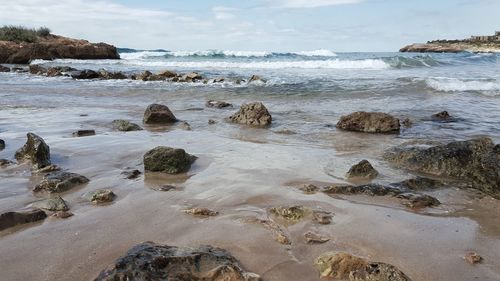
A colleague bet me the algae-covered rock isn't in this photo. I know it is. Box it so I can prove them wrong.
[33,171,89,193]
[15,133,51,169]
[143,146,197,174]
[346,160,379,179]
[229,102,272,127]
[111,119,143,131]
[336,112,400,133]
[83,189,116,204]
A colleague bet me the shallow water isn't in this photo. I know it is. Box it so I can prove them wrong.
[0,51,499,281]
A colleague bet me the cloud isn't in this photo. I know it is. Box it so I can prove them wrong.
[277,0,363,8]
[212,6,238,20]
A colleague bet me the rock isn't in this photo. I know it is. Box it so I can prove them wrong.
[0,65,10,72]
[157,184,177,191]
[0,159,14,167]
[158,70,177,78]
[402,118,412,128]
[390,177,444,191]
[314,252,368,279]
[346,160,379,179]
[270,206,308,221]
[0,35,119,64]
[206,100,232,108]
[0,139,4,150]
[299,184,320,194]
[464,252,482,264]
[396,193,441,208]
[83,189,116,204]
[47,66,76,77]
[312,210,333,225]
[249,218,291,245]
[304,231,330,244]
[135,70,152,81]
[432,111,451,121]
[111,119,143,131]
[70,69,100,79]
[98,69,127,80]
[208,119,216,125]
[15,133,51,169]
[33,171,90,193]
[94,242,261,281]
[183,208,218,216]
[0,209,47,231]
[229,102,272,127]
[248,75,266,83]
[337,112,400,133]
[143,104,177,124]
[322,184,401,196]
[384,137,500,199]
[32,196,69,211]
[400,43,467,53]
[122,169,141,179]
[33,164,61,174]
[182,72,202,82]
[350,262,412,281]
[29,64,47,75]
[51,211,73,219]
[178,121,192,131]
[72,129,96,137]
[143,146,197,174]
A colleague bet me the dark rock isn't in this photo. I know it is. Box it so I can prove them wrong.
[134,70,152,81]
[0,139,4,150]
[336,112,400,133]
[464,252,482,264]
[181,72,202,82]
[0,159,14,167]
[33,171,90,193]
[183,208,218,216]
[0,65,10,72]
[346,160,379,179]
[83,189,116,204]
[51,211,74,219]
[47,66,76,77]
[0,209,47,231]
[208,119,217,125]
[72,129,96,137]
[98,69,127,80]
[122,169,141,179]
[390,177,444,191]
[15,133,51,169]
[71,69,100,79]
[158,70,177,78]
[29,64,47,75]
[143,104,177,124]
[111,119,143,131]
[143,146,197,174]
[229,102,272,127]
[206,100,232,108]
[402,118,413,128]
[157,184,177,191]
[322,184,401,196]
[350,262,412,281]
[385,137,500,199]
[432,111,451,121]
[32,196,69,211]
[304,231,330,244]
[396,193,441,208]
[248,75,266,83]
[94,242,261,281]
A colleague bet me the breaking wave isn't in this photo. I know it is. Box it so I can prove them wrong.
[425,77,500,95]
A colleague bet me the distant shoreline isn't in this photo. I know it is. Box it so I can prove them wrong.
[400,31,500,53]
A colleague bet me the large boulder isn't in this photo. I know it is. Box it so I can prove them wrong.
[33,171,90,193]
[143,104,177,124]
[15,133,51,169]
[336,112,400,133]
[229,102,272,127]
[0,209,47,231]
[94,242,261,281]
[144,146,197,174]
[384,137,500,199]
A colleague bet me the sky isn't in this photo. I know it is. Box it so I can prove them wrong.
[1,0,499,52]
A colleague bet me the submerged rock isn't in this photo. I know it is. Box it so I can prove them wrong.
[0,159,15,167]
[304,231,330,244]
[94,242,261,281]
[71,69,100,79]
[51,211,74,219]
[299,184,320,194]
[322,184,401,196]
[143,146,197,174]
[0,209,47,231]
[72,129,96,137]
[33,171,90,193]
[15,133,51,169]
[385,137,500,199]
[346,160,379,179]
[0,65,10,72]
[464,252,482,265]
[229,102,272,127]
[0,139,4,150]
[29,64,47,75]
[249,218,291,245]
[390,177,444,191]
[206,100,232,108]
[396,193,441,208]
[312,210,333,225]
[350,262,412,281]
[336,112,400,133]
[248,75,266,84]
[270,206,308,221]
[32,196,69,211]
[431,111,452,121]
[98,69,127,80]
[183,207,218,216]
[121,169,141,179]
[83,189,116,204]
[143,104,177,124]
[111,119,143,131]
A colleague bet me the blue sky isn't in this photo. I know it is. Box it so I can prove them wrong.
[1,0,499,51]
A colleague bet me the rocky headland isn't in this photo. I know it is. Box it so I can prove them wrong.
[400,31,500,53]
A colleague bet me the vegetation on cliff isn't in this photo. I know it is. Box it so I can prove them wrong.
[0,25,51,43]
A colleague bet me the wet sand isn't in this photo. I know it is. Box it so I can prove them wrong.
[1,78,500,281]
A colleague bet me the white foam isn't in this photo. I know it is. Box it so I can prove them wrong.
[166,50,272,57]
[426,78,500,94]
[117,49,338,58]
[294,49,337,57]
[119,51,167,60]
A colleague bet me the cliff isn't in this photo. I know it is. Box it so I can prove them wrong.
[0,34,120,64]
[400,41,500,53]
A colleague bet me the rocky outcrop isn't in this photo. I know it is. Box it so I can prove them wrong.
[143,104,177,124]
[143,146,197,174]
[15,133,51,169]
[83,189,116,204]
[346,160,379,179]
[229,102,272,127]
[315,252,411,281]
[336,112,400,133]
[384,137,500,198]
[0,35,119,64]
[400,42,500,53]
[33,171,90,193]
[0,209,47,231]
[94,242,261,281]
[111,119,143,131]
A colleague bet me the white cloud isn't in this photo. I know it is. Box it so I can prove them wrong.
[212,6,238,20]
[277,0,363,8]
